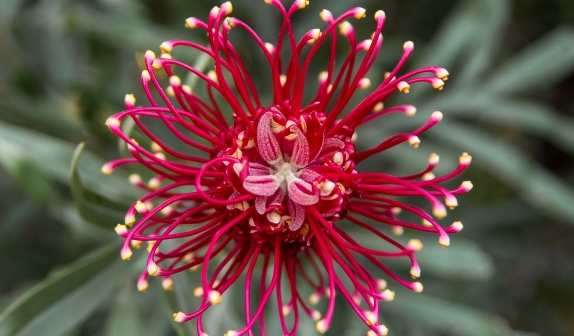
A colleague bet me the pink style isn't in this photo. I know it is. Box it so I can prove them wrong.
[104,1,472,335]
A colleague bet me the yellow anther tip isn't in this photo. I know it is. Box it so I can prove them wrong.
[408,136,421,148]
[338,21,353,36]
[162,277,174,291]
[147,262,159,276]
[124,94,136,107]
[295,0,309,9]
[141,70,151,81]
[159,42,172,53]
[462,180,474,191]
[359,78,371,89]
[137,280,149,292]
[377,279,387,291]
[120,248,132,261]
[144,50,156,60]
[433,78,445,90]
[101,163,114,175]
[152,59,163,70]
[405,105,417,116]
[391,225,404,236]
[105,117,120,128]
[128,174,142,186]
[451,221,464,232]
[221,1,233,14]
[433,206,447,219]
[374,10,385,20]
[114,224,128,236]
[403,40,414,50]
[124,214,135,227]
[170,75,181,86]
[193,287,204,297]
[410,266,421,278]
[208,290,222,304]
[407,239,423,252]
[316,319,329,334]
[364,311,377,325]
[185,17,198,29]
[354,7,366,19]
[319,9,332,22]
[312,310,322,321]
[436,68,449,80]
[397,81,410,93]
[439,236,450,248]
[413,282,424,293]
[459,152,472,165]
[173,311,186,323]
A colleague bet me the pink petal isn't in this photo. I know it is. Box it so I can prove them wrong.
[243,175,279,196]
[257,112,283,165]
[297,168,321,183]
[322,138,345,152]
[288,200,306,231]
[226,190,242,210]
[288,178,319,205]
[269,187,286,205]
[255,197,267,214]
[289,126,310,168]
[248,162,271,176]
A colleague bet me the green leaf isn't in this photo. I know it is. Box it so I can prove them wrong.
[455,0,510,85]
[446,95,574,156]
[105,284,145,336]
[161,288,195,336]
[466,202,541,235]
[484,27,574,94]
[71,142,127,228]
[345,227,494,281]
[431,120,574,225]
[383,290,513,336]
[0,243,130,336]
[415,237,495,281]
[0,121,139,199]
[414,0,508,70]
[0,138,60,203]
[417,91,574,156]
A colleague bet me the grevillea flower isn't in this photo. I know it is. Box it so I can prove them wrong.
[104,1,472,335]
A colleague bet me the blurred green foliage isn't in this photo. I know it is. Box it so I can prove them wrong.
[0,0,573,335]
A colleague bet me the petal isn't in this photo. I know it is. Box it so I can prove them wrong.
[288,200,306,231]
[248,162,272,176]
[226,190,242,210]
[255,197,267,214]
[269,187,286,205]
[289,125,310,168]
[322,137,345,152]
[308,137,346,166]
[243,175,280,196]
[257,112,283,165]
[297,168,321,183]
[288,178,319,205]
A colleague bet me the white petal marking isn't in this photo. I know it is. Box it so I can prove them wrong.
[243,175,280,196]
[257,112,283,165]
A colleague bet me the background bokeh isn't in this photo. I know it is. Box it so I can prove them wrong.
[1,0,574,335]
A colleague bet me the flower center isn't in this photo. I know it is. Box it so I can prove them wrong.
[275,162,297,185]
[221,106,357,246]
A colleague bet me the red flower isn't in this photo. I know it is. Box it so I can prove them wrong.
[104,1,471,335]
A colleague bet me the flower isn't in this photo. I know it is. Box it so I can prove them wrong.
[104,1,472,335]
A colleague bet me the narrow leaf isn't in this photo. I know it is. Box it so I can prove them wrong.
[0,244,129,336]
[71,143,126,228]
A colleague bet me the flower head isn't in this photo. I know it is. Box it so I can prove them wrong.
[104,1,471,335]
